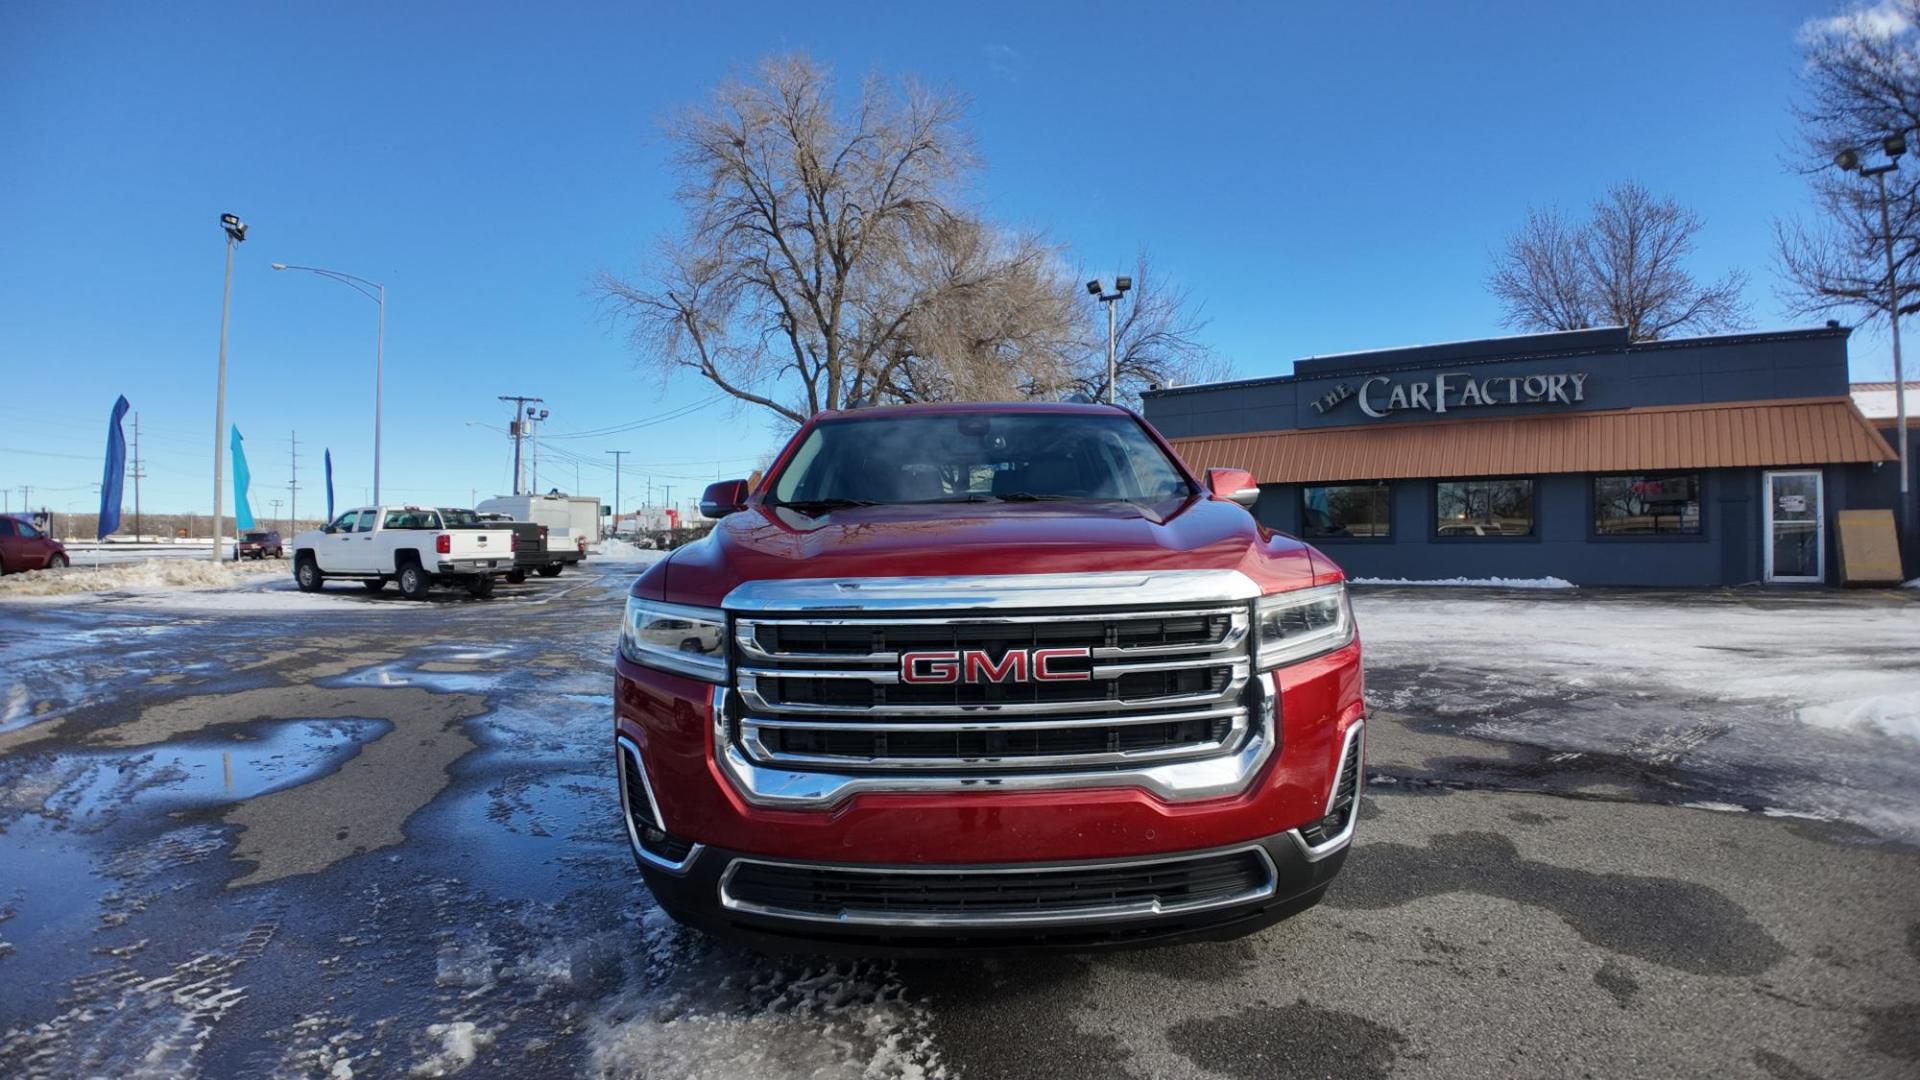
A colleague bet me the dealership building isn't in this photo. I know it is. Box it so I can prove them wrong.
[1143,325,1913,587]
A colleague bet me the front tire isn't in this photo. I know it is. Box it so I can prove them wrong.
[535,564,562,578]
[398,562,431,600]
[46,552,69,570]
[295,556,323,592]
[466,575,495,599]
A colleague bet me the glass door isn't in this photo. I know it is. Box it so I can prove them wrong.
[1763,471,1824,583]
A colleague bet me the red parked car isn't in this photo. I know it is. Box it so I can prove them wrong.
[0,516,70,573]
[614,402,1364,953]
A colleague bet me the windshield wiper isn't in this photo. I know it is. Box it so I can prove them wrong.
[772,498,881,515]
[994,492,1102,502]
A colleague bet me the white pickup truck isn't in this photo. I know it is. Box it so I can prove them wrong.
[291,506,515,599]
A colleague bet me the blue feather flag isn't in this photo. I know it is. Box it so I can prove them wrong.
[98,395,130,539]
[231,425,255,531]
[324,449,335,521]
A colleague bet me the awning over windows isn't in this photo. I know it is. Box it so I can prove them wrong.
[1167,397,1897,485]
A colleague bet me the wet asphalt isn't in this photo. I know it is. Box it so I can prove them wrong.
[0,563,1915,1079]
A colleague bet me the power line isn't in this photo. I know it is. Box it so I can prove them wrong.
[131,412,146,540]
[540,395,725,439]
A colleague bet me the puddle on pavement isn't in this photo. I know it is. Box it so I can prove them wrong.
[327,661,501,693]
[0,816,108,978]
[422,771,626,900]
[29,719,388,825]
[135,719,381,803]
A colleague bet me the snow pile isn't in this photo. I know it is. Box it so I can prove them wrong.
[588,538,664,564]
[0,557,281,599]
[1352,576,1575,589]
[410,1021,493,1076]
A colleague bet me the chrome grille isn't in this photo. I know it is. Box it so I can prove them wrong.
[732,605,1252,771]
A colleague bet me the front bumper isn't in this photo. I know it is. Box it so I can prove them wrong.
[633,831,1348,956]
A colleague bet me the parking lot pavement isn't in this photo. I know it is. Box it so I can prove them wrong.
[0,570,1915,1078]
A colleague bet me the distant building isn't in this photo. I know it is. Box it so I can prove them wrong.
[1851,380,1920,420]
[1143,326,1910,586]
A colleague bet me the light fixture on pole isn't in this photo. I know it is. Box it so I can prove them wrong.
[212,213,247,563]
[1086,276,1133,405]
[1836,132,1912,531]
[272,263,386,504]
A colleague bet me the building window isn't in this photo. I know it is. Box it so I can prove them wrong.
[1301,483,1391,538]
[1435,479,1535,537]
[1593,473,1702,535]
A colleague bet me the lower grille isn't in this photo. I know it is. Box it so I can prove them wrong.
[719,847,1276,927]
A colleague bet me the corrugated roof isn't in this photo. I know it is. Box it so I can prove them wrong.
[1167,398,1897,484]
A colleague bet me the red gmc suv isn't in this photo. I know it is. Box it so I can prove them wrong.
[613,402,1363,953]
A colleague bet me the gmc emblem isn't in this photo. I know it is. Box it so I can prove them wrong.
[899,647,1092,684]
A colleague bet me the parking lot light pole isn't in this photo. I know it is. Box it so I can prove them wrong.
[272,263,386,504]
[1836,134,1912,531]
[1086,276,1133,404]
[213,213,247,563]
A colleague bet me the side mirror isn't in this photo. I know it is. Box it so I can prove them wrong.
[700,479,750,519]
[1205,467,1260,509]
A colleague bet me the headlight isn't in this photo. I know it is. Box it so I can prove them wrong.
[1253,583,1354,670]
[621,596,728,682]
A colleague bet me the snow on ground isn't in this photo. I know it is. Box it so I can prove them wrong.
[588,539,666,566]
[0,558,408,614]
[1353,576,1574,589]
[1358,593,1920,741]
[0,557,282,598]
[1357,591,1920,837]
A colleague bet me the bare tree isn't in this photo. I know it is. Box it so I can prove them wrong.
[1775,1,1920,323]
[1072,251,1227,406]
[1489,182,1748,341]
[1488,207,1595,334]
[596,55,1085,423]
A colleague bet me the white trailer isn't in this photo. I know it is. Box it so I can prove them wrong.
[475,493,602,555]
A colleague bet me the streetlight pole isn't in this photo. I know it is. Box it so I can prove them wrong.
[272,263,386,503]
[213,213,247,563]
[1837,134,1912,533]
[1085,276,1133,404]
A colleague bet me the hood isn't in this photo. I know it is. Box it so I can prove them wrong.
[638,497,1331,607]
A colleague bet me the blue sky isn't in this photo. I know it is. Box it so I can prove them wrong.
[0,1,1874,518]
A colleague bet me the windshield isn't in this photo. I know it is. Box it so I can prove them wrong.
[438,509,482,527]
[768,412,1193,508]
[244,532,271,541]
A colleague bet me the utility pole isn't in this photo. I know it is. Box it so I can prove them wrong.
[270,497,284,534]
[287,430,300,534]
[131,412,146,541]
[213,213,247,562]
[497,395,542,495]
[607,450,628,534]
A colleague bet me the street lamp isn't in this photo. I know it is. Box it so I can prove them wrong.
[273,263,386,504]
[1836,132,1912,530]
[1087,276,1133,405]
[212,213,247,563]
